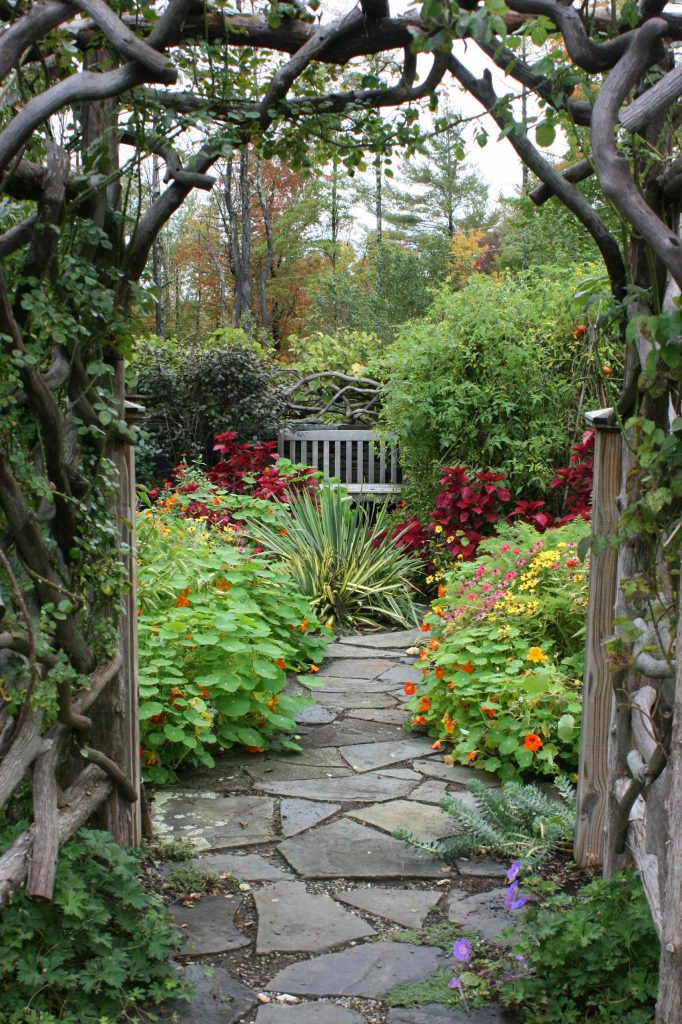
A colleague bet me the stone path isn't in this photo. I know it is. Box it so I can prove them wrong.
[155,629,518,1024]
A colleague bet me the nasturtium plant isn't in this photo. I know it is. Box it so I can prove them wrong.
[405,520,589,780]
[137,508,327,783]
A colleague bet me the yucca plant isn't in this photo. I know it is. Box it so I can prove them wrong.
[396,777,576,870]
[249,486,422,631]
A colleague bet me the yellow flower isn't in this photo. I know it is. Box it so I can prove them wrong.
[527,646,547,663]
[434,525,443,535]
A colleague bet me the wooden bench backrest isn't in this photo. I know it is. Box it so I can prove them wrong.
[277,428,401,493]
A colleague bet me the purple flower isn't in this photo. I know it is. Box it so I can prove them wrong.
[514,954,526,962]
[506,859,522,883]
[504,881,528,911]
[453,938,472,962]
[448,977,463,990]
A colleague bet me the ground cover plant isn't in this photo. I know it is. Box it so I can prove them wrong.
[503,871,659,1023]
[137,505,327,784]
[404,520,589,779]
[247,485,423,631]
[0,828,184,1024]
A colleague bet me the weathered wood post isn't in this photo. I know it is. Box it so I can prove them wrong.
[89,399,144,847]
[573,409,622,867]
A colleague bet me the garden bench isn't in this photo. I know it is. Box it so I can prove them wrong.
[277,427,402,497]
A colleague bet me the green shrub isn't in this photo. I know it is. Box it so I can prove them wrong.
[405,520,589,779]
[380,269,608,517]
[247,486,422,631]
[287,329,385,376]
[132,329,286,478]
[504,872,659,1023]
[138,505,327,783]
[397,777,576,869]
[0,829,184,1024]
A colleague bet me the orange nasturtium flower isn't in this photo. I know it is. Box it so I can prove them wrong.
[573,324,587,338]
[431,740,442,751]
[404,682,416,696]
[467,751,477,761]
[437,583,447,598]
[199,686,209,698]
[308,664,319,673]
[176,588,190,607]
[527,647,547,663]
[276,658,286,670]
[430,639,440,651]
[443,716,455,734]
[267,696,278,711]
[523,733,543,752]
[481,705,496,718]
[300,618,308,633]
[411,715,427,726]
[215,577,230,592]
[419,697,431,712]
[458,660,474,673]
[420,623,431,632]
[435,666,444,680]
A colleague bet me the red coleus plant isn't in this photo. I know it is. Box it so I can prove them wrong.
[429,467,512,560]
[551,429,594,524]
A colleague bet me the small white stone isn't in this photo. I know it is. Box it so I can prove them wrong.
[276,994,299,1003]
[257,992,271,1004]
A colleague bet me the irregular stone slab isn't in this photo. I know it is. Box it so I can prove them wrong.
[278,819,449,879]
[278,748,349,768]
[325,642,407,660]
[456,858,509,879]
[377,768,423,781]
[298,721,405,749]
[168,963,257,1024]
[256,1004,367,1023]
[153,792,276,850]
[377,665,423,685]
[392,689,411,703]
[337,629,423,649]
[408,780,449,805]
[314,675,403,693]
[340,739,435,773]
[296,704,338,725]
[335,886,442,927]
[388,1006,516,1024]
[256,774,414,804]
[190,851,290,881]
[281,798,340,837]
[319,692,399,710]
[348,800,457,844]
[447,887,518,944]
[171,894,249,955]
[347,708,409,725]
[323,658,398,679]
[266,942,446,998]
[254,880,376,953]
[245,761,352,783]
[412,760,499,788]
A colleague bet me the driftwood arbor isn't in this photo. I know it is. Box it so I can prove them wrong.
[0,0,679,1015]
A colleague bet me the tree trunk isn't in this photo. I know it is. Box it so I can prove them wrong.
[151,155,165,338]
[239,148,252,322]
[255,155,273,332]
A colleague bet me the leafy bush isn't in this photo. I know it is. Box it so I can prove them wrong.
[287,329,385,376]
[504,872,659,1023]
[397,777,576,869]
[138,506,327,783]
[405,520,589,779]
[380,269,604,518]
[133,331,286,478]
[247,486,423,631]
[0,828,184,1024]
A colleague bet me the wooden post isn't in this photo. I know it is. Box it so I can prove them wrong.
[90,399,144,847]
[573,409,622,867]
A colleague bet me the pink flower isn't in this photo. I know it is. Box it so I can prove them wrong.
[504,571,517,581]
[500,544,511,552]
[481,583,492,591]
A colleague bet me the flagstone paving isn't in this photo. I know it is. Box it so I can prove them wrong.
[158,627,516,1023]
